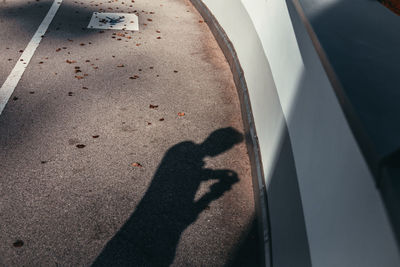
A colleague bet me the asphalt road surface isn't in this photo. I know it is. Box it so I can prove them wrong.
[0,0,259,265]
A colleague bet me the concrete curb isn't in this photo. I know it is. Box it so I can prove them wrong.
[188,1,272,266]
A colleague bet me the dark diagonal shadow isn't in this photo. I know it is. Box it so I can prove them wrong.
[92,127,244,267]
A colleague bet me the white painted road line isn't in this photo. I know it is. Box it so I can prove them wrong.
[0,0,63,115]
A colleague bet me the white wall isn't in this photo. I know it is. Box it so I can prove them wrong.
[199,0,400,266]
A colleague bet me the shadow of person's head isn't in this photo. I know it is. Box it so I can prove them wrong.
[199,127,244,157]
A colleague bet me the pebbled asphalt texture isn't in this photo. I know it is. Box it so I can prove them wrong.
[0,0,260,266]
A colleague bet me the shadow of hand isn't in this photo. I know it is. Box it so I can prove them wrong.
[194,169,239,213]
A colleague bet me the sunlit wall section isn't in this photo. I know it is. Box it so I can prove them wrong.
[199,0,400,266]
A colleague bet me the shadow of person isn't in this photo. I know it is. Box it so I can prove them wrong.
[92,127,244,267]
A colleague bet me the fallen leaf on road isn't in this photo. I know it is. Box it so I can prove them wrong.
[66,59,76,64]
[13,240,24,248]
[75,75,84,79]
[56,48,61,52]
[131,162,143,167]
[149,104,158,109]
[76,144,86,148]
[178,112,185,116]
[117,64,124,67]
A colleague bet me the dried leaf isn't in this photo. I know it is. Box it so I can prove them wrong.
[75,75,84,79]
[129,75,139,79]
[66,59,77,64]
[56,48,61,52]
[149,104,158,109]
[131,162,143,167]
[117,64,124,67]
[13,240,24,248]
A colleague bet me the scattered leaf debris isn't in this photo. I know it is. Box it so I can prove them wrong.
[92,135,100,138]
[76,144,86,148]
[66,59,77,64]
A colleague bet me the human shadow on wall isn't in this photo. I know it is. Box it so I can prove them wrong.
[92,127,243,267]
